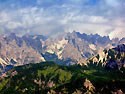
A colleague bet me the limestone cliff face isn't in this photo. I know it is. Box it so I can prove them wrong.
[84,44,125,70]
[45,31,114,65]
[40,32,124,65]
[0,33,45,74]
[0,32,124,74]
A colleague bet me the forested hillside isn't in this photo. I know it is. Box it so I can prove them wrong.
[0,62,124,94]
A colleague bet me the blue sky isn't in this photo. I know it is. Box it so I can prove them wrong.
[0,0,124,39]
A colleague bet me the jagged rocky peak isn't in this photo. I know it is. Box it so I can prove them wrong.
[111,38,119,46]
[0,33,47,75]
[22,34,47,41]
[111,37,125,47]
[2,33,23,47]
[119,38,125,45]
[3,33,20,42]
[22,35,43,51]
[85,44,125,70]
[66,31,111,46]
[6,32,16,38]
[0,32,124,74]
[44,31,122,65]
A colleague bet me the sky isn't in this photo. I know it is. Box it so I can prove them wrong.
[0,0,124,39]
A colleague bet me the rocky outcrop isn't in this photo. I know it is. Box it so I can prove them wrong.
[84,78,95,91]
[45,31,113,65]
[0,32,124,74]
[0,33,46,74]
[85,44,125,70]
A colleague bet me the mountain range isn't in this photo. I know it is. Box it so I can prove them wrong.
[0,32,124,93]
[0,32,124,75]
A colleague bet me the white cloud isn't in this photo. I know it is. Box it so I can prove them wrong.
[0,12,10,23]
[109,28,125,39]
[0,1,124,39]
[105,0,120,7]
[88,16,108,23]
[64,23,113,36]
[6,21,22,29]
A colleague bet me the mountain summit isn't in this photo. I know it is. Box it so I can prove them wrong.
[0,32,124,74]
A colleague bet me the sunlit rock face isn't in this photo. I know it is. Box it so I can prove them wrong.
[46,31,114,65]
[85,44,125,70]
[0,32,124,74]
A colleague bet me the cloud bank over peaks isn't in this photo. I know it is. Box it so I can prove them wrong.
[0,0,124,39]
